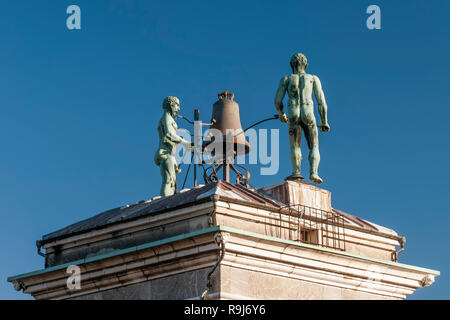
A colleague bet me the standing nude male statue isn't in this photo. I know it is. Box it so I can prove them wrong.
[154,96,191,196]
[274,53,330,184]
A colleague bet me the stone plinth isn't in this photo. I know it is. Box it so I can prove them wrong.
[8,181,439,300]
[260,180,332,211]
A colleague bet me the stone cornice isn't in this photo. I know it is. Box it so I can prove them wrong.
[8,226,439,300]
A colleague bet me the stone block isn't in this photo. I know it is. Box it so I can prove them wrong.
[260,180,332,211]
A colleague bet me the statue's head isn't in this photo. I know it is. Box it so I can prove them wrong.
[162,96,180,116]
[290,53,308,72]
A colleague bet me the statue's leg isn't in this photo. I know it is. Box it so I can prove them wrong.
[301,109,322,184]
[159,161,172,196]
[288,118,302,177]
[159,156,177,196]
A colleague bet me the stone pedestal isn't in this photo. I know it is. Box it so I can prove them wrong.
[8,180,439,300]
[260,180,332,211]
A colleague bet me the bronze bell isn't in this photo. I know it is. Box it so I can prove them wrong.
[205,91,250,158]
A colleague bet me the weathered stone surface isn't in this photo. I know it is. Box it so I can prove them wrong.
[71,268,216,300]
[46,213,211,267]
[220,265,398,300]
[9,181,439,300]
[9,226,438,300]
[260,180,332,211]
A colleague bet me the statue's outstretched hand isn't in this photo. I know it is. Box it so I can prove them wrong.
[320,123,330,132]
[279,113,288,123]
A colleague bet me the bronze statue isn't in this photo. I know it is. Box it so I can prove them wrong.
[154,96,191,196]
[274,53,330,184]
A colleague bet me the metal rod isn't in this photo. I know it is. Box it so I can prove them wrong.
[242,114,279,133]
[223,163,229,182]
[181,153,194,190]
[176,114,195,125]
[193,109,200,187]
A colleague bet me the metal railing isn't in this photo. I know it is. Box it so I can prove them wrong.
[279,204,346,251]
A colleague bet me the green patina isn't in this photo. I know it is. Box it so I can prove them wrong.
[154,96,191,197]
[275,53,330,184]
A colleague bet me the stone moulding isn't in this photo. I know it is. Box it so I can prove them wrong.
[37,182,409,269]
[8,226,440,300]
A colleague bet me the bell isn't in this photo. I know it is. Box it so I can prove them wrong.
[205,91,251,158]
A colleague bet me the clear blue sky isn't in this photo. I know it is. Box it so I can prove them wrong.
[1,0,449,299]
